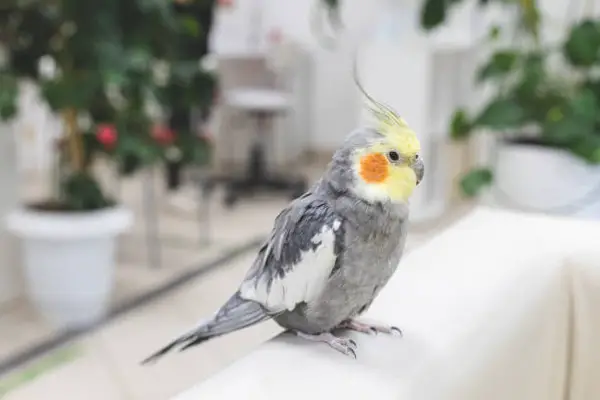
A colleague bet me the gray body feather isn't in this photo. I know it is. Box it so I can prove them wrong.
[142,128,411,362]
[272,182,408,333]
[241,129,409,333]
[141,292,269,364]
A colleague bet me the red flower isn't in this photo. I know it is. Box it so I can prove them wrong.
[152,124,176,145]
[96,124,118,148]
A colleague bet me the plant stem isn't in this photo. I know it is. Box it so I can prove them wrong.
[51,139,62,203]
[519,0,540,45]
[63,108,83,172]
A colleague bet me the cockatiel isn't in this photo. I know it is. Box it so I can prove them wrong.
[142,79,424,363]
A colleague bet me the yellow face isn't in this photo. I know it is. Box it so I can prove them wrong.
[353,128,421,204]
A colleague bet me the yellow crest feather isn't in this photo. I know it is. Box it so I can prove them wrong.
[352,58,421,156]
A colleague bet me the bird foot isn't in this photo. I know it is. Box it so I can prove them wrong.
[338,318,403,337]
[294,331,357,359]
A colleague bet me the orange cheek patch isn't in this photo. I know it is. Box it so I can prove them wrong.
[359,153,389,183]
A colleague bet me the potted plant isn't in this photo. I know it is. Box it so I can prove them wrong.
[418,0,600,215]
[164,0,217,191]
[0,0,215,329]
[322,0,600,215]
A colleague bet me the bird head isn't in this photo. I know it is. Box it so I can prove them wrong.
[347,111,424,204]
[323,61,424,205]
[325,118,424,205]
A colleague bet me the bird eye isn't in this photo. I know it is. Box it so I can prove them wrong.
[387,151,400,162]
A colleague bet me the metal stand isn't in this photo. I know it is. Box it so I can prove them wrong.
[192,167,213,247]
[223,112,307,207]
[142,168,162,269]
[114,165,213,270]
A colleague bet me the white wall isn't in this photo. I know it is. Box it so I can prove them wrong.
[211,0,381,152]
[211,0,598,156]
[286,0,381,150]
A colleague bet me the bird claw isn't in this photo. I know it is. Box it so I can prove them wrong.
[292,320,402,359]
[345,346,357,359]
[339,319,403,337]
[331,337,357,358]
[390,326,403,337]
[294,331,358,359]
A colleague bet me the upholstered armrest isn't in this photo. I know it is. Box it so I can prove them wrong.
[173,208,600,400]
[567,251,600,400]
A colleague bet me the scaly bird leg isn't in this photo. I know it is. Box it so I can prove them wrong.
[294,331,357,359]
[338,318,403,337]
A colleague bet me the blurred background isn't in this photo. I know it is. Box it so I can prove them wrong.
[1,0,600,398]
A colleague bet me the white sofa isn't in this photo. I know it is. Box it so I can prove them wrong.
[173,207,600,400]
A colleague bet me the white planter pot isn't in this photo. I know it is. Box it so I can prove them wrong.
[493,142,600,219]
[5,207,132,329]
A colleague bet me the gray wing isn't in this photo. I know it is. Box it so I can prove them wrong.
[239,194,345,312]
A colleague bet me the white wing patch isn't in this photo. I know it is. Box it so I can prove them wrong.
[240,222,340,312]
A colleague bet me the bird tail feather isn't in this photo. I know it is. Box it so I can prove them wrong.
[141,292,270,365]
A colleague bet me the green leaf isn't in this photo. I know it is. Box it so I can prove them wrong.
[488,25,501,41]
[517,0,541,38]
[81,130,102,169]
[513,52,546,101]
[570,88,597,121]
[174,133,211,166]
[449,109,472,140]
[543,115,591,144]
[41,74,102,111]
[477,50,518,82]
[96,40,126,74]
[115,133,160,167]
[460,168,493,197]
[568,135,600,164]
[420,0,448,30]
[510,53,565,124]
[475,99,525,129]
[136,0,172,15]
[420,0,462,30]
[542,89,597,144]
[0,74,19,120]
[61,172,113,210]
[180,15,201,38]
[170,61,199,83]
[564,20,600,67]
[126,47,152,72]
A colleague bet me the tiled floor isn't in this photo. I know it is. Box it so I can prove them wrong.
[0,162,472,399]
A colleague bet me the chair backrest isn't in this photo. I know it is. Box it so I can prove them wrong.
[210,54,299,175]
[207,36,313,174]
[217,55,278,92]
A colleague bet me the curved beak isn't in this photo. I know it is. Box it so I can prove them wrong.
[412,157,424,186]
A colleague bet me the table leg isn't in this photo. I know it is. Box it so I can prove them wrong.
[143,168,162,269]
